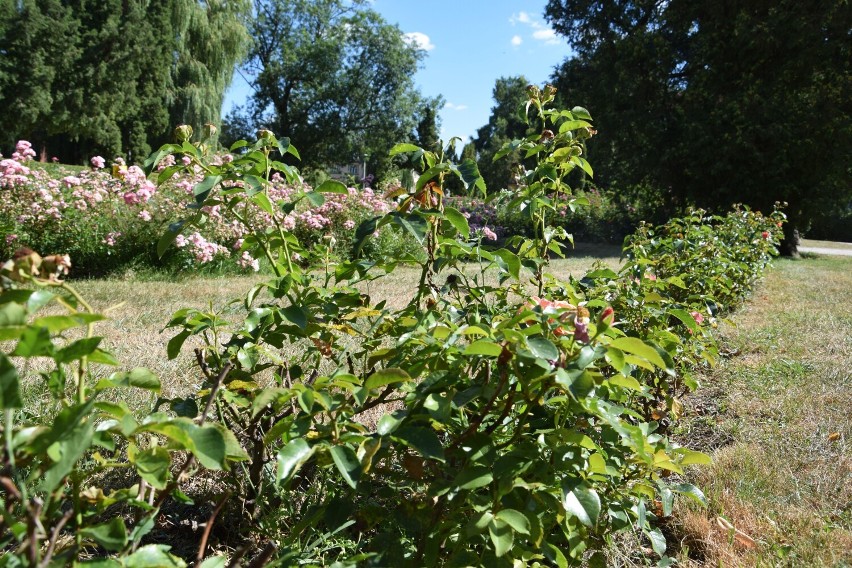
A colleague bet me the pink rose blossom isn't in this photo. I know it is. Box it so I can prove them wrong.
[90,156,105,169]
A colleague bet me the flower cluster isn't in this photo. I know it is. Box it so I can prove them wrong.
[0,141,402,275]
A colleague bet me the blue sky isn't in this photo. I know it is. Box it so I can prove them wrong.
[223,1,573,143]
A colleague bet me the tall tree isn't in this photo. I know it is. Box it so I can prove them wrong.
[229,0,427,174]
[0,0,249,163]
[169,0,251,136]
[472,76,532,192]
[545,0,852,254]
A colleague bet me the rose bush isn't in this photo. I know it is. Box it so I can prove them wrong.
[0,142,413,276]
[0,88,783,566]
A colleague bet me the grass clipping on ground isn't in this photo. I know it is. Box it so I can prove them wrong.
[672,255,852,566]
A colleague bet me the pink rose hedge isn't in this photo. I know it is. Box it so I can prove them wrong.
[0,141,406,276]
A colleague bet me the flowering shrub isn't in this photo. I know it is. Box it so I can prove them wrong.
[0,92,782,566]
[0,141,410,275]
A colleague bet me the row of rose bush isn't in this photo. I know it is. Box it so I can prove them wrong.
[0,96,783,566]
[1,141,424,276]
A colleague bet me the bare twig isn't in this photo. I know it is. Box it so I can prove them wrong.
[246,542,277,568]
[38,508,74,568]
[196,491,231,565]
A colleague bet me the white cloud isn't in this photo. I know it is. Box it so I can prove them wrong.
[509,11,532,25]
[403,32,435,51]
[532,29,560,45]
[444,102,468,111]
[509,11,562,45]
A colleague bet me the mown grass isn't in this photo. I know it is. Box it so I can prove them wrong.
[669,255,852,567]
[47,250,620,404]
[800,238,852,250]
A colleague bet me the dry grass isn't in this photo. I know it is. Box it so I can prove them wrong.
[800,238,852,250]
[39,250,621,405]
[671,256,852,566]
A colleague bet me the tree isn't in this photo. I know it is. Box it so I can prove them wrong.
[471,76,532,192]
[545,0,852,254]
[0,0,249,163]
[229,0,427,177]
[415,102,441,154]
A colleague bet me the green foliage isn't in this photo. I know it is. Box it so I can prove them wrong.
[545,0,851,253]
[472,76,534,192]
[0,93,782,565]
[0,253,246,566]
[0,0,249,163]
[228,0,431,182]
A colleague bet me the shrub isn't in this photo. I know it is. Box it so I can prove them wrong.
[0,90,783,566]
[0,144,413,276]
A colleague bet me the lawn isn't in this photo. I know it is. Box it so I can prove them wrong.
[20,246,849,565]
[670,255,852,566]
[60,249,622,402]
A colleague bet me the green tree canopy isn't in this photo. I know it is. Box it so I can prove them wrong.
[226,0,429,178]
[0,0,249,163]
[545,0,852,253]
[471,76,533,192]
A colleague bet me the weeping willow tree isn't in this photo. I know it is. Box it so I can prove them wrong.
[0,0,250,163]
[169,0,251,138]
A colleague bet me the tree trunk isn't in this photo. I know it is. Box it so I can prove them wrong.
[778,223,800,257]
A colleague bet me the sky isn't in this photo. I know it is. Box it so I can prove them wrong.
[222,0,573,144]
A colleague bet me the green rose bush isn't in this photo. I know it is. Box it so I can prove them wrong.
[0,87,783,566]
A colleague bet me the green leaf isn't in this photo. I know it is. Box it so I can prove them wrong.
[527,337,559,360]
[193,175,222,203]
[12,325,53,357]
[646,527,667,556]
[393,426,445,462]
[281,305,308,329]
[80,518,128,552]
[277,438,314,484]
[495,509,530,535]
[389,143,421,156]
[42,402,96,493]
[495,249,521,279]
[329,445,361,489]
[670,308,701,332]
[571,106,592,120]
[389,212,427,244]
[454,466,493,489]
[120,544,187,567]
[26,290,55,311]
[88,348,120,366]
[457,158,486,194]
[558,119,593,132]
[0,353,23,409]
[167,330,191,360]
[55,336,101,363]
[315,179,349,194]
[0,302,27,329]
[488,519,514,557]
[464,340,503,357]
[562,481,601,527]
[97,368,161,392]
[305,191,325,207]
[365,367,411,390]
[570,156,594,178]
[608,337,667,369]
[157,220,186,258]
[675,448,713,465]
[543,542,569,568]
[443,207,470,239]
[170,397,199,418]
[186,424,228,470]
[133,447,171,489]
[671,482,708,507]
[197,557,226,568]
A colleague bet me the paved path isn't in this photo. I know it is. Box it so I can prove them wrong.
[799,246,852,257]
